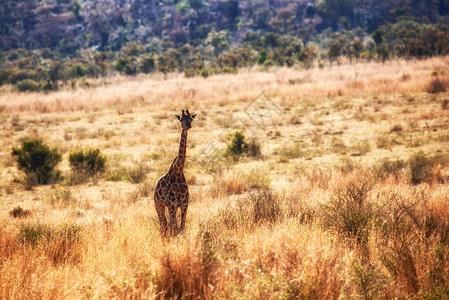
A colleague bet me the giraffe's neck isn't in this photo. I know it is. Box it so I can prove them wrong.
[171,128,188,175]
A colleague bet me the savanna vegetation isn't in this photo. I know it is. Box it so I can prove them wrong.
[0,55,449,298]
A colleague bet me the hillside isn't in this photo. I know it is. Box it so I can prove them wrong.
[2,0,449,52]
[1,0,449,94]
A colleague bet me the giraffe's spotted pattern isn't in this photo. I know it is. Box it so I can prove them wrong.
[154,109,196,236]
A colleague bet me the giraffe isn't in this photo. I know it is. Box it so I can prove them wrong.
[154,109,197,236]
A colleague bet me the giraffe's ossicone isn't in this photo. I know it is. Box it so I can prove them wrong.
[154,109,197,236]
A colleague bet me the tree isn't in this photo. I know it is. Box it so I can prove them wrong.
[263,33,280,50]
[258,49,268,65]
[157,50,180,74]
[206,30,230,56]
[377,44,389,63]
[115,56,137,75]
[372,29,384,46]
[72,0,82,19]
[140,55,156,73]
[351,37,363,62]
[188,0,205,9]
[317,0,355,30]
[269,7,296,34]
[299,43,318,69]
[328,34,345,65]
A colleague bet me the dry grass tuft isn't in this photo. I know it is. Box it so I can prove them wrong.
[425,74,449,94]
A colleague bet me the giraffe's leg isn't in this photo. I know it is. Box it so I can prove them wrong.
[168,205,179,236]
[180,203,188,232]
[154,200,168,234]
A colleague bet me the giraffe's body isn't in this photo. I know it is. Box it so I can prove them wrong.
[154,110,196,235]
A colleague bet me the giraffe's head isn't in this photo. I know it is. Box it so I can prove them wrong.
[175,109,197,130]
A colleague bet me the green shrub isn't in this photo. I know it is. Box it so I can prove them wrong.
[226,130,248,157]
[373,158,406,181]
[0,69,14,84]
[200,68,210,78]
[68,64,88,78]
[184,68,197,78]
[17,79,40,92]
[10,70,34,84]
[258,49,268,65]
[69,148,106,175]
[140,55,155,73]
[12,139,62,185]
[409,152,433,184]
[221,66,237,74]
[19,223,51,246]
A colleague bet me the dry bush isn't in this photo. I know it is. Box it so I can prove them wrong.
[222,174,246,195]
[321,180,373,244]
[210,174,246,197]
[244,168,271,190]
[441,99,449,110]
[372,158,407,182]
[425,200,449,245]
[128,180,153,203]
[211,169,270,197]
[19,223,83,266]
[283,194,316,224]
[376,134,394,149]
[371,187,449,296]
[105,159,150,183]
[374,189,445,293]
[9,206,32,218]
[212,190,282,231]
[251,190,282,225]
[374,188,425,238]
[425,75,449,93]
[154,231,217,299]
[351,261,386,299]
[408,152,447,185]
[45,188,78,208]
[276,142,304,160]
[380,241,420,294]
[0,226,19,263]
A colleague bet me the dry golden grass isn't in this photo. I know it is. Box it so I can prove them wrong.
[1,57,449,299]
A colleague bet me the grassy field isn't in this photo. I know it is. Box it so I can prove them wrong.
[1,57,449,299]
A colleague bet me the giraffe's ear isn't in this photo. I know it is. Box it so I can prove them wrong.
[175,115,181,121]
[191,114,197,119]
